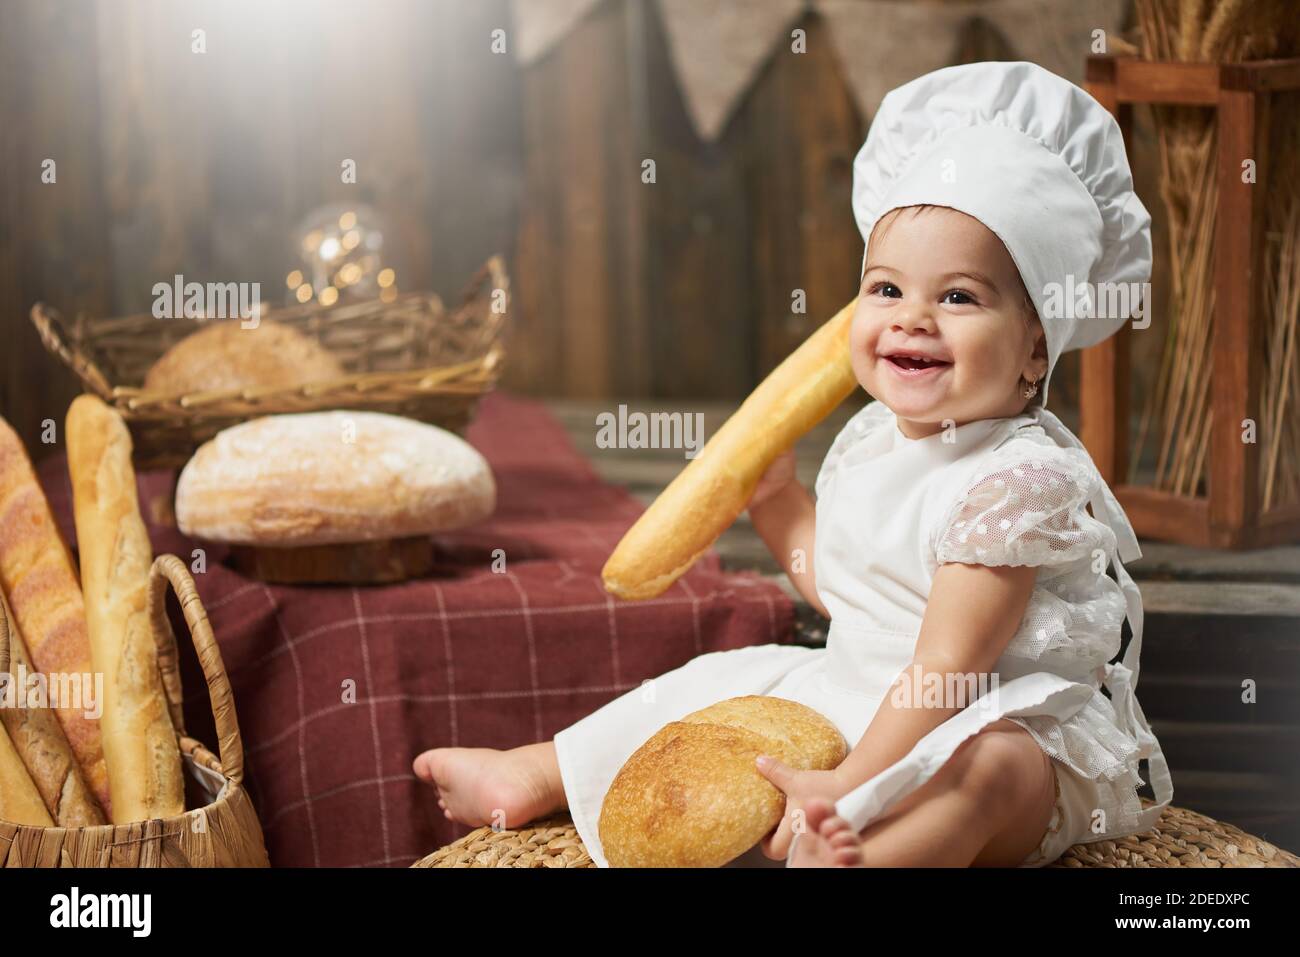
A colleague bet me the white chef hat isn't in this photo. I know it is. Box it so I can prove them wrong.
[851,61,1151,406]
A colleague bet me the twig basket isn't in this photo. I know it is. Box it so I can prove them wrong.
[0,555,270,867]
[31,256,509,470]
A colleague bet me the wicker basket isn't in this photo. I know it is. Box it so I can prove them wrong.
[31,256,509,469]
[413,807,1300,869]
[0,555,270,867]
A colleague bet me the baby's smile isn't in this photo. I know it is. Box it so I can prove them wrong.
[878,348,954,378]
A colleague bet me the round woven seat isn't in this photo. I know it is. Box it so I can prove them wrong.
[413,803,1300,868]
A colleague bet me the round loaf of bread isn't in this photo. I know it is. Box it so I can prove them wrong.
[175,411,495,546]
[143,319,343,394]
[598,695,847,867]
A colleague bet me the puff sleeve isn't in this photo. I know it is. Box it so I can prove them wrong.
[933,441,1117,569]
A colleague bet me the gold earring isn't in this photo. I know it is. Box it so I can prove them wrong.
[1022,375,1039,399]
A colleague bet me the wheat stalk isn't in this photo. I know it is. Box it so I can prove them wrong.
[1133,0,1299,513]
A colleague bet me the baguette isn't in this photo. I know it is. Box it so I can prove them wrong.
[66,395,183,824]
[0,414,111,814]
[602,301,858,599]
[0,723,53,826]
[0,589,106,826]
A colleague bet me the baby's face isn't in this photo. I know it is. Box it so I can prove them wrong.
[849,205,1048,439]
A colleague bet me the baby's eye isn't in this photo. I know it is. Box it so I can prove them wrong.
[870,282,902,299]
[942,289,977,306]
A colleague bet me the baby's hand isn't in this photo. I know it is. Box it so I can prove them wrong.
[754,755,852,860]
[747,449,797,512]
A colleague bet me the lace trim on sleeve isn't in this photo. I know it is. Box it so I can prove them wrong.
[934,440,1117,568]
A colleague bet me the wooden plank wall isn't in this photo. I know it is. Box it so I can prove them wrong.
[511,3,866,401]
[0,1,115,456]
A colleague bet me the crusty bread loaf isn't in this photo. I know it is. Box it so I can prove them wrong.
[0,414,111,815]
[602,301,858,599]
[598,695,847,867]
[66,395,183,824]
[0,724,53,826]
[0,590,105,826]
[142,318,343,395]
[175,411,496,547]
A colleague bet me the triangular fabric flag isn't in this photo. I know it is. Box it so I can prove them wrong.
[656,0,809,141]
[512,0,608,66]
[981,0,1129,87]
[814,0,972,121]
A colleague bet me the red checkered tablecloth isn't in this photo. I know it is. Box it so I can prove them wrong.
[37,392,794,866]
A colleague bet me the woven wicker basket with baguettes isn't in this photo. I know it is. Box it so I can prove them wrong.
[0,555,269,867]
[31,256,508,470]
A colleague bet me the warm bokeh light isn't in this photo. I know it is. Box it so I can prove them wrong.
[319,286,340,306]
[339,211,357,230]
[295,283,313,303]
[377,267,395,288]
[380,286,398,302]
[302,230,323,253]
[286,269,303,288]
[342,229,360,251]
[337,262,362,285]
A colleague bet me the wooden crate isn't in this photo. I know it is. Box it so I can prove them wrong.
[1082,54,1300,548]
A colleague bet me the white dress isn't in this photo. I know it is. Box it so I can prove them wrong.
[553,400,1174,867]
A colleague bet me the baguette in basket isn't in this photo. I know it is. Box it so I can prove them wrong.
[67,395,184,824]
[0,725,51,826]
[0,590,105,827]
[0,553,271,866]
[0,413,110,814]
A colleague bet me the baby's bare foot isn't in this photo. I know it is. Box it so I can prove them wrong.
[412,743,563,830]
[788,798,866,867]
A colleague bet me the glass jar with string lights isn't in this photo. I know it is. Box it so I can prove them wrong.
[286,202,399,307]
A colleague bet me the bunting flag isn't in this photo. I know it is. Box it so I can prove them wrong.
[511,0,1132,139]
[816,0,971,121]
[815,0,1130,121]
[981,0,1129,87]
[511,0,607,66]
[655,0,809,141]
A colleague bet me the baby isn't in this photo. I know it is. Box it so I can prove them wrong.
[414,61,1173,867]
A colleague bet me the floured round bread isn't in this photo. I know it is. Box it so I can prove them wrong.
[175,411,495,546]
[143,319,344,395]
[598,695,847,867]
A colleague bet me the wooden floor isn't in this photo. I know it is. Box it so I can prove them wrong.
[549,399,1300,852]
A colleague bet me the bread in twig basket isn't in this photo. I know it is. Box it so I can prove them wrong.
[598,695,847,867]
[142,318,343,395]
